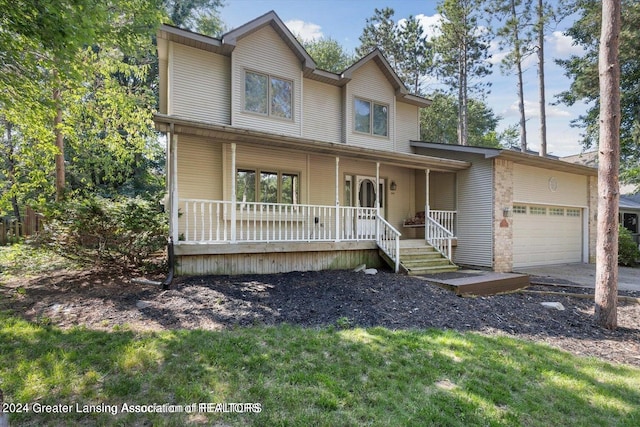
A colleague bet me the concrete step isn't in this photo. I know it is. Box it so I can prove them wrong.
[402,258,454,268]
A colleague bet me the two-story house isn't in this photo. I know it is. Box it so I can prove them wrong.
[154,11,598,276]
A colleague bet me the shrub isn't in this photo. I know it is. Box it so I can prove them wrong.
[42,196,168,268]
[619,225,640,266]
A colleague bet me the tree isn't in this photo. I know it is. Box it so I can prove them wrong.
[356,9,432,95]
[488,0,534,152]
[556,0,640,188]
[357,7,400,68]
[420,92,501,147]
[594,0,621,330]
[163,0,225,36]
[397,16,433,95]
[302,38,354,73]
[433,0,492,145]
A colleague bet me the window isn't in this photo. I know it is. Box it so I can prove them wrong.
[513,205,527,214]
[550,208,565,216]
[567,208,581,217]
[244,71,292,119]
[354,98,388,137]
[236,169,299,204]
[530,207,547,215]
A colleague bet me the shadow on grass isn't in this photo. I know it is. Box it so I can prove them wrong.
[1,311,639,426]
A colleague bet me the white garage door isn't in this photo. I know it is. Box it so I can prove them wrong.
[513,205,583,267]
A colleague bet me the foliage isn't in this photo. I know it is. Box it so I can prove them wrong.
[163,0,225,36]
[556,0,640,187]
[619,225,639,266]
[42,196,167,268]
[420,92,502,147]
[357,8,432,95]
[1,320,640,425]
[433,0,493,145]
[301,37,355,73]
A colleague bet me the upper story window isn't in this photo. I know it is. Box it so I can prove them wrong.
[354,98,388,137]
[244,71,293,120]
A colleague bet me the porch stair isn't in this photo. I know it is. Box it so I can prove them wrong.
[382,240,458,275]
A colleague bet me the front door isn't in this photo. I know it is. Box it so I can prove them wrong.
[356,176,383,239]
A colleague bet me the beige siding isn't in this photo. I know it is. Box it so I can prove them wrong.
[395,102,420,153]
[176,136,223,237]
[171,43,230,124]
[345,61,395,151]
[307,155,337,206]
[513,164,587,206]
[232,25,302,136]
[303,79,341,143]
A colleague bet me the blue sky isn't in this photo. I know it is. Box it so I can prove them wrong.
[220,0,589,156]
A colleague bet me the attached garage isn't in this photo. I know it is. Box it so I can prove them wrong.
[512,204,584,267]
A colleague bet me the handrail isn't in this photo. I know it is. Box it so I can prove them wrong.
[376,215,402,272]
[425,215,454,261]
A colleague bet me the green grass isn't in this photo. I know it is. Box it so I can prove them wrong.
[0,244,79,281]
[1,312,639,426]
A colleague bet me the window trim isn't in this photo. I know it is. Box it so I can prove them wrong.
[353,97,389,138]
[243,70,294,121]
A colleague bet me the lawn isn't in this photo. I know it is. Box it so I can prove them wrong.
[1,245,639,426]
[1,312,639,426]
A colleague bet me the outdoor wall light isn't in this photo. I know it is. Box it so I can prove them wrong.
[503,207,512,218]
[390,181,397,191]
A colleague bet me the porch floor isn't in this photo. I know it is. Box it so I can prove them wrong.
[417,269,530,296]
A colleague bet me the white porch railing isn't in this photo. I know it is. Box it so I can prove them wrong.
[425,215,454,261]
[179,198,402,271]
[430,210,456,235]
[377,216,401,272]
[181,199,382,243]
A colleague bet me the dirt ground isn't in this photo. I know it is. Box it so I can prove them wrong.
[1,268,639,367]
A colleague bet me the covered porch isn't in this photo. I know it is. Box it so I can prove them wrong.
[156,115,470,275]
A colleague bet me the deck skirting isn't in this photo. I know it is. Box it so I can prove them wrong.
[174,241,382,275]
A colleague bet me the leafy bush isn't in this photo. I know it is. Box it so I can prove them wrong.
[619,225,640,266]
[42,196,168,268]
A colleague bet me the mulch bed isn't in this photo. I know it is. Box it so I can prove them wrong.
[1,268,639,367]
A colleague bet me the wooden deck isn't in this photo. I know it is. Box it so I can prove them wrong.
[418,270,530,296]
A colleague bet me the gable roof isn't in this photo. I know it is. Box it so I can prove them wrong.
[157,11,431,107]
[222,10,316,73]
[411,141,598,176]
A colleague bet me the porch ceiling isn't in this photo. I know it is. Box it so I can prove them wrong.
[154,114,471,172]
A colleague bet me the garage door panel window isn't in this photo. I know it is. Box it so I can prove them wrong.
[530,207,547,215]
[550,208,565,216]
[567,208,581,217]
[513,205,527,214]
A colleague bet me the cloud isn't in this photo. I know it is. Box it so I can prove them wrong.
[397,13,442,41]
[504,100,572,118]
[547,31,585,57]
[285,19,323,42]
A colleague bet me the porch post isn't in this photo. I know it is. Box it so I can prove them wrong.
[335,156,340,242]
[376,162,380,239]
[169,125,179,243]
[425,169,430,242]
[231,143,237,243]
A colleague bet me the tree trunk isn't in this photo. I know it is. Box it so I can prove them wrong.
[511,0,527,153]
[537,0,547,157]
[53,86,65,202]
[4,121,22,223]
[594,0,621,330]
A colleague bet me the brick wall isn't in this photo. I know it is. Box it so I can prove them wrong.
[493,159,514,272]
[588,175,598,263]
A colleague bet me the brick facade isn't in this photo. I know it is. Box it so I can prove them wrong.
[493,159,514,272]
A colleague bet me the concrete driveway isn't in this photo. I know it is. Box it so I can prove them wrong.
[516,263,640,292]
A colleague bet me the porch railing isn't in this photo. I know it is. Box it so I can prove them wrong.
[425,215,454,261]
[181,199,381,243]
[179,198,402,271]
[429,210,456,235]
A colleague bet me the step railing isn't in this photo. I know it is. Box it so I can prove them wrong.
[376,215,401,272]
[425,215,454,261]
